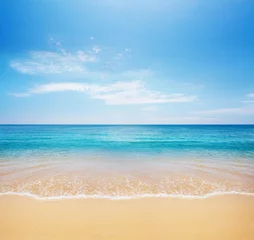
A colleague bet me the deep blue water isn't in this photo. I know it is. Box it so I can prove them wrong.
[0,125,254,161]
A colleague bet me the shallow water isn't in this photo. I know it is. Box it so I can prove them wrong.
[0,125,253,199]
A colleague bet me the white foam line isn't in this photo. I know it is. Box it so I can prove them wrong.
[0,191,254,201]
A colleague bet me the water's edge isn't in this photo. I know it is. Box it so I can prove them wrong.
[1,191,254,201]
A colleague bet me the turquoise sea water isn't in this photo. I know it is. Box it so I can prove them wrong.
[0,125,254,199]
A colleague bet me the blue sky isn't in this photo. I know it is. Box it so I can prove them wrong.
[0,0,254,124]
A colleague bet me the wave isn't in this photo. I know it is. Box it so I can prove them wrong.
[1,191,254,201]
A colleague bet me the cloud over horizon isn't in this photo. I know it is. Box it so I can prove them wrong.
[11,80,196,105]
[9,42,197,106]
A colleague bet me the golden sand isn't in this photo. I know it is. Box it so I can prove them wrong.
[1,195,254,240]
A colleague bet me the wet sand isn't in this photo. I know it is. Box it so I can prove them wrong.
[1,195,254,240]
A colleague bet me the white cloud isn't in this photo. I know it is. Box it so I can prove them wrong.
[197,107,254,115]
[92,46,101,54]
[12,80,196,105]
[76,51,97,62]
[152,116,219,124]
[246,93,254,98]
[10,50,97,75]
[10,42,136,78]
[196,93,254,116]
[93,90,195,105]
[116,53,123,59]
[241,93,254,104]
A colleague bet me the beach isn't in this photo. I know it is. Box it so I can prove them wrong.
[2,0,254,238]
[1,194,254,240]
[1,125,254,239]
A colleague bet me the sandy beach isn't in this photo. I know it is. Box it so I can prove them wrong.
[1,195,253,240]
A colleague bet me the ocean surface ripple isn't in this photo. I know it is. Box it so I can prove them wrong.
[1,125,254,199]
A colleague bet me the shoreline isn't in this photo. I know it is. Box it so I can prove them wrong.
[1,190,254,201]
[1,195,254,240]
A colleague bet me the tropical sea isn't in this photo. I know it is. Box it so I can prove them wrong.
[0,124,253,199]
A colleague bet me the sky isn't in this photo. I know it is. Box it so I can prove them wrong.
[0,0,254,124]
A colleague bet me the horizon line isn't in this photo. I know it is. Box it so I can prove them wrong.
[0,123,253,126]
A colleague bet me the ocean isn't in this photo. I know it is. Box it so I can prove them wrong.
[0,124,253,199]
